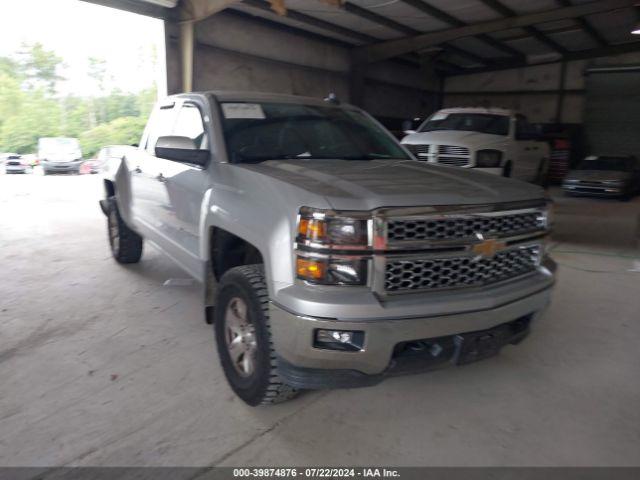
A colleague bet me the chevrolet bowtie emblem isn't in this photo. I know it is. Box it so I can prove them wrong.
[471,236,506,258]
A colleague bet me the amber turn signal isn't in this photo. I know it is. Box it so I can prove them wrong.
[298,217,327,242]
[296,257,326,281]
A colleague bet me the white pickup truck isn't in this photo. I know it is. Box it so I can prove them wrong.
[402,108,549,183]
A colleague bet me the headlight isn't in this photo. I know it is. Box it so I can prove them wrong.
[297,207,368,248]
[296,256,367,285]
[296,207,369,285]
[476,149,503,168]
[541,195,554,229]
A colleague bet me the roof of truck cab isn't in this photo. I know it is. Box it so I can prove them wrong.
[436,107,513,116]
[193,90,351,108]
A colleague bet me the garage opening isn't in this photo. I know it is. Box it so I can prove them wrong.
[0,0,165,165]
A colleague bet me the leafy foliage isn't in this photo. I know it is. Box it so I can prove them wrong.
[0,44,156,157]
[80,116,147,157]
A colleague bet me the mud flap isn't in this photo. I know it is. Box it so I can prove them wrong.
[99,199,109,216]
[204,260,217,324]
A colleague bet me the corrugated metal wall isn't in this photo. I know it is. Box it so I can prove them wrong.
[585,67,640,156]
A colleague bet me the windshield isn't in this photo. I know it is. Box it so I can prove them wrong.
[577,157,634,171]
[419,113,510,136]
[39,138,81,156]
[220,102,410,163]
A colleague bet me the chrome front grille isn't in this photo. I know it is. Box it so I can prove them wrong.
[436,157,469,166]
[439,145,469,156]
[437,145,470,167]
[384,245,541,293]
[387,211,544,243]
[412,144,430,158]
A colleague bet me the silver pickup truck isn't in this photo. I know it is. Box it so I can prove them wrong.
[100,91,556,406]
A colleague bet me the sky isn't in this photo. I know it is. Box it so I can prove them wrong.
[0,0,167,97]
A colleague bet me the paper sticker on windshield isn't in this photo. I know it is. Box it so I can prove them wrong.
[222,103,265,119]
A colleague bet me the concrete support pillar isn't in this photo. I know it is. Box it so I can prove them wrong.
[180,20,195,93]
[164,20,182,95]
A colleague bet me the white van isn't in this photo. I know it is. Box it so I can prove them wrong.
[38,137,83,175]
[401,108,549,183]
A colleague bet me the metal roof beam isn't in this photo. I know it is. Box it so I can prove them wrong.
[478,0,568,55]
[555,0,608,47]
[358,0,635,63]
[239,0,422,68]
[341,1,493,66]
[444,40,640,76]
[398,0,525,59]
[78,0,172,18]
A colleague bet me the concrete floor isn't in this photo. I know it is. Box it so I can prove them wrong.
[1,173,639,467]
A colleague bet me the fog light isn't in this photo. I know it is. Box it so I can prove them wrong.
[314,329,364,351]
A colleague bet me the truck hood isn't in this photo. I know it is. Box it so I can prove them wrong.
[402,130,508,150]
[566,170,631,182]
[239,159,543,210]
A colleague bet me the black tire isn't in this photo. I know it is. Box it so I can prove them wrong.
[502,161,512,178]
[106,197,143,264]
[214,265,297,406]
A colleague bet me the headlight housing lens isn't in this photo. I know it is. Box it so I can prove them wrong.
[296,208,370,285]
[476,149,503,168]
[297,207,368,247]
[296,256,367,285]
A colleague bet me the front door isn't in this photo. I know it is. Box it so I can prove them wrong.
[151,100,212,280]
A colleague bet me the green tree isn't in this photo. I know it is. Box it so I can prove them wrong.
[0,90,61,153]
[79,116,146,158]
[17,43,64,94]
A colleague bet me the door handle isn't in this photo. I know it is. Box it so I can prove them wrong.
[134,166,142,173]
[156,173,166,183]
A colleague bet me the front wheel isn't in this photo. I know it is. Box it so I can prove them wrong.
[106,197,143,263]
[214,265,298,406]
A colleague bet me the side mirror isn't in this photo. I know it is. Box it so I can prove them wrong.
[155,136,209,166]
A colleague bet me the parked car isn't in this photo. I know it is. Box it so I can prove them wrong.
[82,145,131,174]
[99,92,555,406]
[38,137,83,175]
[563,155,640,200]
[4,154,29,174]
[401,108,550,183]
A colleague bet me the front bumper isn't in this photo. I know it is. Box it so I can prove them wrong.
[270,264,554,387]
[563,184,628,197]
[43,162,80,171]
